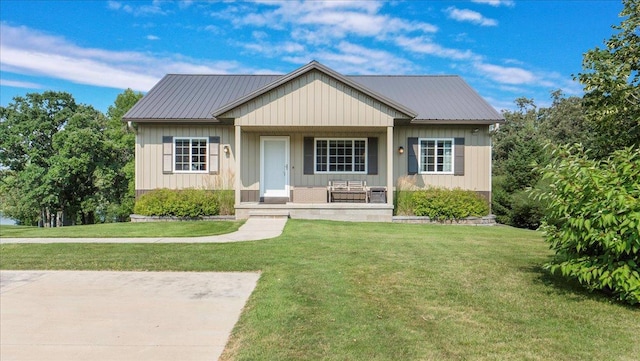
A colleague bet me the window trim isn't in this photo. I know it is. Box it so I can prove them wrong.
[314,138,368,174]
[173,137,208,173]
[418,138,455,175]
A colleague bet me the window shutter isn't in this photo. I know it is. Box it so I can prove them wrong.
[367,137,378,175]
[407,137,418,175]
[209,136,220,174]
[162,136,173,174]
[454,137,465,176]
[303,137,314,175]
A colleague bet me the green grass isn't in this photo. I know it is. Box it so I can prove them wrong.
[1,220,638,360]
[0,221,242,238]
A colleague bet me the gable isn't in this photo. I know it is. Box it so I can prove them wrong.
[218,69,411,127]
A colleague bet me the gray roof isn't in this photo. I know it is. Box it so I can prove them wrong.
[124,62,503,123]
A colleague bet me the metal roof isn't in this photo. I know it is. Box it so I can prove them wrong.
[124,74,281,121]
[352,75,503,122]
[124,62,504,123]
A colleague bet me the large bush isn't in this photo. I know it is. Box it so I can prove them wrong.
[537,145,640,305]
[411,188,489,221]
[134,189,220,217]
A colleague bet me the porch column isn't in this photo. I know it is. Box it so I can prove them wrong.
[235,125,242,205]
[386,126,394,206]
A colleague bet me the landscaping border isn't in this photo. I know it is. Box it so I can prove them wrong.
[392,215,496,225]
[129,214,235,223]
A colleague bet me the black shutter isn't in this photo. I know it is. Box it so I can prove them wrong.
[162,136,173,174]
[454,137,465,176]
[303,137,314,175]
[367,137,378,175]
[407,137,418,175]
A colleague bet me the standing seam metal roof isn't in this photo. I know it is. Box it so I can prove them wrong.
[123,68,503,122]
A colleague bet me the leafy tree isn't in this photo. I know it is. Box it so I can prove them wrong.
[492,98,548,229]
[0,91,141,225]
[577,0,640,157]
[48,105,110,224]
[536,145,640,305]
[0,92,78,226]
[539,90,590,147]
[100,89,143,221]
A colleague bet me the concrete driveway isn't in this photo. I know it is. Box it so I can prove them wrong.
[0,270,260,361]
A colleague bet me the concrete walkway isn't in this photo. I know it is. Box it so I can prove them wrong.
[0,217,288,244]
[0,270,260,361]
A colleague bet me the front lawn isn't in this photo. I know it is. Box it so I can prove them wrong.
[1,220,638,360]
[0,220,242,238]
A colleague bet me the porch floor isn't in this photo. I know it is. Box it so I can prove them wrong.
[236,202,394,222]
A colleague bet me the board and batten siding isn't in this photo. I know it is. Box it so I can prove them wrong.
[239,130,389,190]
[135,125,236,192]
[221,70,405,127]
[393,125,491,192]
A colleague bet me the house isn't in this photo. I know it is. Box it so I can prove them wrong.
[123,61,504,222]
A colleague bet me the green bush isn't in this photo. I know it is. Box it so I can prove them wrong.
[411,188,489,221]
[536,145,640,305]
[394,190,415,216]
[134,189,220,217]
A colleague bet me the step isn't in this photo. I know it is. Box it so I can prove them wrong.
[248,210,290,219]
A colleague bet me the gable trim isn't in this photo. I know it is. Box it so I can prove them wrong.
[212,61,417,120]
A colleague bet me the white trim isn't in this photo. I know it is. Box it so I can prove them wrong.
[314,138,368,174]
[418,138,454,175]
[173,137,209,173]
[260,136,290,198]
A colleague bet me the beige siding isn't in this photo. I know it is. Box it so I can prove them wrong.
[393,125,492,192]
[239,130,389,191]
[135,124,236,191]
[222,70,404,127]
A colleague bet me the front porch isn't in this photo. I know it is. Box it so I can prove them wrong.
[235,202,394,222]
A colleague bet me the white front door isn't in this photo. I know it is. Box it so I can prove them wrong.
[260,136,289,198]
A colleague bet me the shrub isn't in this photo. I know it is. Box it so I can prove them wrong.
[536,145,640,305]
[411,188,489,221]
[134,189,220,217]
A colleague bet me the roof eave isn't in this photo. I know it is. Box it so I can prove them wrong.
[409,118,505,125]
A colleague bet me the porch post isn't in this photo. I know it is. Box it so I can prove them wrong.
[235,125,242,206]
[387,126,394,207]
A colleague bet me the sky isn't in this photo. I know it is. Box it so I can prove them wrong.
[0,0,626,113]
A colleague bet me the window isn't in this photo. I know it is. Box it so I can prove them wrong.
[420,138,453,173]
[315,138,367,173]
[174,138,207,172]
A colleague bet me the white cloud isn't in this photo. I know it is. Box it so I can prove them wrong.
[474,62,537,84]
[106,0,167,16]
[395,36,478,61]
[0,79,43,89]
[283,41,414,75]
[224,0,437,41]
[471,0,515,7]
[446,7,498,27]
[146,35,160,41]
[0,24,253,92]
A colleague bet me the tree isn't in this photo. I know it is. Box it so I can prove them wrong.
[577,0,640,157]
[0,91,78,226]
[538,90,590,147]
[100,89,143,221]
[492,98,548,229]
[48,105,110,224]
[537,145,640,305]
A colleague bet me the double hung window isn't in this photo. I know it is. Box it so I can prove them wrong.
[315,138,367,173]
[174,138,207,172]
[419,138,453,174]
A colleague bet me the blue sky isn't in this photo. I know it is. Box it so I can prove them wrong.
[0,0,625,113]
